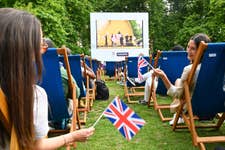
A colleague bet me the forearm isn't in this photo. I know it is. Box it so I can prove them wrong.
[34,135,66,150]
[34,132,81,150]
[34,127,94,150]
[160,74,172,90]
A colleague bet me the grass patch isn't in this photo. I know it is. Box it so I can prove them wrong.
[59,80,225,150]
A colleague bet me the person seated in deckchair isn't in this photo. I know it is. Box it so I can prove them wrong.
[81,60,96,89]
[0,8,94,150]
[45,38,80,127]
[153,33,211,125]
[127,53,158,105]
[128,69,158,105]
[79,59,96,107]
[171,44,184,51]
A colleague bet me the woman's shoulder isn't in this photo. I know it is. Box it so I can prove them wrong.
[184,64,201,71]
[183,64,192,71]
[34,85,47,100]
[34,85,46,93]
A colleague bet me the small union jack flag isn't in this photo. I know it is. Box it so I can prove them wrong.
[103,97,145,140]
[137,56,149,80]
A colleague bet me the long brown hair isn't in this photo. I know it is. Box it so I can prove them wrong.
[0,8,43,149]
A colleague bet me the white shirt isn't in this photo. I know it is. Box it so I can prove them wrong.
[0,85,49,149]
[167,64,201,98]
[33,85,49,139]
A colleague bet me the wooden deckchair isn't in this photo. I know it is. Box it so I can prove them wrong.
[67,54,90,123]
[0,89,19,150]
[82,55,96,110]
[104,61,118,81]
[40,48,80,148]
[123,56,151,103]
[172,42,225,150]
[149,50,190,121]
[156,51,190,95]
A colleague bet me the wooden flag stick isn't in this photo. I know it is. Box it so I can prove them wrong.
[92,110,105,127]
[92,96,119,127]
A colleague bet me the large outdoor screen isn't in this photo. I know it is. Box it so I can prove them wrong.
[90,13,149,61]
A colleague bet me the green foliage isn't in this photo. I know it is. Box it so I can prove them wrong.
[204,0,225,42]
[2,0,225,55]
[13,0,93,54]
[176,14,209,46]
[147,0,167,52]
[65,0,94,54]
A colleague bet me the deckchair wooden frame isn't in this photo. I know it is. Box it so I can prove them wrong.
[57,48,81,133]
[0,89,20,149]
[42,48,81,134]
[58,48,81,149]
[41,48,81,149]
[81,55,96,110]
[148,50,176,122]
[46,49,81,134]
[172,41,225,150]
[67,54,90,124]
[123,55,152,103]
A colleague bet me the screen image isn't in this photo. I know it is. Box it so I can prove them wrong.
[90,13,149,61]
[96,20,143,49]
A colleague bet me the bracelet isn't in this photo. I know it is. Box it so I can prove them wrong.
[63,135,67,146]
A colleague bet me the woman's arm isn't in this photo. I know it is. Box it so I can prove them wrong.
[33,86,94,150]
[153,68,172,89]
[34,127,95,150]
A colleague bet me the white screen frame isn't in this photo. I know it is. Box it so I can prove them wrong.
[90,12,149,61]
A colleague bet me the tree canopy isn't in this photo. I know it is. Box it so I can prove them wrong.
[1,0,224,54]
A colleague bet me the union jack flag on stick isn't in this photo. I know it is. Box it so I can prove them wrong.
[137,56,154,80]
[138,56,149,80]
[103,97,145,140]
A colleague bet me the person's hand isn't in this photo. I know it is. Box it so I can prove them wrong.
[153,68,166,78]
[70,127,95,142]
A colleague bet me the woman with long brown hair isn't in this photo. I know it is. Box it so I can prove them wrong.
[0,8,94,149]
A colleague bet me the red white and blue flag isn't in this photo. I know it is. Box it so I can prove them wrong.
[137,56,149,80]
[103,97,145,140]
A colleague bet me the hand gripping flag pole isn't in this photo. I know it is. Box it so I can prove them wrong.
[92,96,118,127]
[137,56,156,80]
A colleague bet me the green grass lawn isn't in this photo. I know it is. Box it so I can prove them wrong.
[59,80,225,150]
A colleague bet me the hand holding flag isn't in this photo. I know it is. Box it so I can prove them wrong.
[138,56,155,80]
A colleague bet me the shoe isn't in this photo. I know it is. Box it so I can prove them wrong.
[119,81,124,86]
[120,72,124,77]
[67,98,73,116]
[169,113,184,125]
[79,100,85,108]
[139,99,147,105]
[127,77,136,86]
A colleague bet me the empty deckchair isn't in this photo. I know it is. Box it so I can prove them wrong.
[124,56,151,103]
[67,54,90,124]
[105,61,117,81]
[172,42,225,150]
[40,48,80,148]
[92,59,100,76]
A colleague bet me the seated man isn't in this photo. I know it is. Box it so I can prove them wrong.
[127,70,158,105]
[81,60,96,89]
